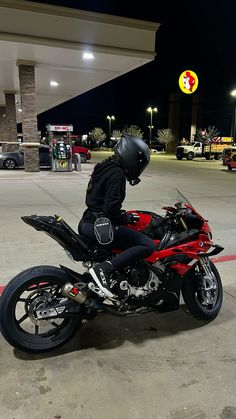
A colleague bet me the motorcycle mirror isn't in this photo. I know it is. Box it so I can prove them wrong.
[162,206,177,212]
[129,178,141,186]
[175,202,182,210]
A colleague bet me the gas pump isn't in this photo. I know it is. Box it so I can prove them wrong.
[46,124,73,172]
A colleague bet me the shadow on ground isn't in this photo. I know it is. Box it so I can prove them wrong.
[14,303,225,361]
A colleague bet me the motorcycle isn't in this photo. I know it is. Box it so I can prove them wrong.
[0,190,224,353]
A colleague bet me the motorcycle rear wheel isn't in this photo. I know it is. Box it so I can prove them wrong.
[181,261,223,320]
[0,266,82,353]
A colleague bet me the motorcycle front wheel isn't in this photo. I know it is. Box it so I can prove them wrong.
[0,266,82,353]
[181,260,223,320]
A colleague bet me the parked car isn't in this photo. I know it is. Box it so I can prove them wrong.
[151,143,166,152]
[0,145,51,170]
[0,144,91,170]
[225,150,236,171]
[71,145,91,163]
[222,146,236,165]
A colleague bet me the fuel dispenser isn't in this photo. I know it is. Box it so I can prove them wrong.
[46,124,73,172]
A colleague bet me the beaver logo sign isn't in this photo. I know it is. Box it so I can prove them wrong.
[59,160,68,168]
[179,70,198,94]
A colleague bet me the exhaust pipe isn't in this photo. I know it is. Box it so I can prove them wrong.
[62,282,87,304]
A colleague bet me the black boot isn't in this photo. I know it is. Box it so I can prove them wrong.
[89,261,115,298]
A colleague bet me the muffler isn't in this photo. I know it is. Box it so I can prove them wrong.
[62,282,87,304]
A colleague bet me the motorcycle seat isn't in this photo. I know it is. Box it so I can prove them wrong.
[78,234,95,245]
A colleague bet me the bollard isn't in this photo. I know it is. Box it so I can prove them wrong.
[74,153,81,172]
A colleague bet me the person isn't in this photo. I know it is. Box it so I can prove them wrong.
[78,134,155,298]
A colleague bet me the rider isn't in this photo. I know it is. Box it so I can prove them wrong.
[79,134,155,298]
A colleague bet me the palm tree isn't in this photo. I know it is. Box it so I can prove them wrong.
[196,126,220,144]
[196,126,220,156]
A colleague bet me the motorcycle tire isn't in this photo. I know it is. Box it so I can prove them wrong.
[181,261,223,320]
[0,265,82,353]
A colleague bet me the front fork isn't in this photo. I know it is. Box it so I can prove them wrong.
[193,244,223,293]
[198,257,217,291]
[195,257,219,305]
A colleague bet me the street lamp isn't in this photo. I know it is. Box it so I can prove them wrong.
[106,115,115,140]
[147,107,158,146]
[230,90,236,140]
[148,125,154,145]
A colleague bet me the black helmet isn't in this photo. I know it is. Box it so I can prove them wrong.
[114,134,150,184]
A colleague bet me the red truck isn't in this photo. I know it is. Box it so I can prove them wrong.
[72,145,91,163]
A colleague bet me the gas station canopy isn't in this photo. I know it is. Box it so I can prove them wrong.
[0,0,160,121]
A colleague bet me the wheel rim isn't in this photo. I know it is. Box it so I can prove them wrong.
[12,279,79,342]
[81,154,86,163]
[194,265,219,310]
[5,159,15,169]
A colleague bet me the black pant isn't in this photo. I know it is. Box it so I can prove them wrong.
[79,220,155,270]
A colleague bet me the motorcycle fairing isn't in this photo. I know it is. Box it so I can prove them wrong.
[22,215,90,261]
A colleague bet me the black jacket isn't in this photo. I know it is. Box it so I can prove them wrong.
[82,158,126,225]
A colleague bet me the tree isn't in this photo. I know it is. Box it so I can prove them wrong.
[196,126,220,144]
[156,128,175,146]
[111,129,122,142]
[89,127,106,148]
[123,125,143,138]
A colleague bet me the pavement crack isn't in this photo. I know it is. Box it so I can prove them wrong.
[33,182,79,218]
[223,290,236,299]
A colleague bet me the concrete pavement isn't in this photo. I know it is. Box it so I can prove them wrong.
[0,153,236,419]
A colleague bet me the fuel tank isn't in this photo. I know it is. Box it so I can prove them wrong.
[126,210,165,240]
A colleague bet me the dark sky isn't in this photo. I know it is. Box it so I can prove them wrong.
[28,0,236,139]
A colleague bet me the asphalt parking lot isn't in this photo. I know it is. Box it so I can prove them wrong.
[0,153,236,419]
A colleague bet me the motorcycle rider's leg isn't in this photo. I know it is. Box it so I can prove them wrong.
[111,226,156,269]
[79,221,115,297]
[79,221,155,298]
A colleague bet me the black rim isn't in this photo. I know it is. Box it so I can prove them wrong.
[80,154,86,162]
[193,265,219,311]
[5,159,16,169]
[12,279,77,340]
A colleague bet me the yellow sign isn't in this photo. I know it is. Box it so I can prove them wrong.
[222,137,233,143]
[179,70,198,94]
[59,160,68,168]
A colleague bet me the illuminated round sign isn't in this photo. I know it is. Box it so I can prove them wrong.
[179,70,198,94]
[59,160,68,168]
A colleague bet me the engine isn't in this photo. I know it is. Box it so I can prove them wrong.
[118,263,162,300]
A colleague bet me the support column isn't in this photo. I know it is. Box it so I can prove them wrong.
[4,91,18,152]
[167,93,181,153]
[0,105,7,152]
[190,94,203,142]
[18,60,39,172]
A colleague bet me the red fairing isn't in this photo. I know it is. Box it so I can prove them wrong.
[126,210,152,231]
[201,221,211,236]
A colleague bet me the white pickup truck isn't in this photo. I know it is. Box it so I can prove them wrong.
[175,141,233,161]
[176,142,203,160]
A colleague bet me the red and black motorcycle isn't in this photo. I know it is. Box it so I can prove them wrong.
[0,190,223,353]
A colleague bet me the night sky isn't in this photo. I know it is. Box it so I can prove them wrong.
[28,0,236,140]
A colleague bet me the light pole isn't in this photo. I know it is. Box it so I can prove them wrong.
[147,107,158,147]
[106,115,115,141]
[230,89,236,140]
[148,125,154,144]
